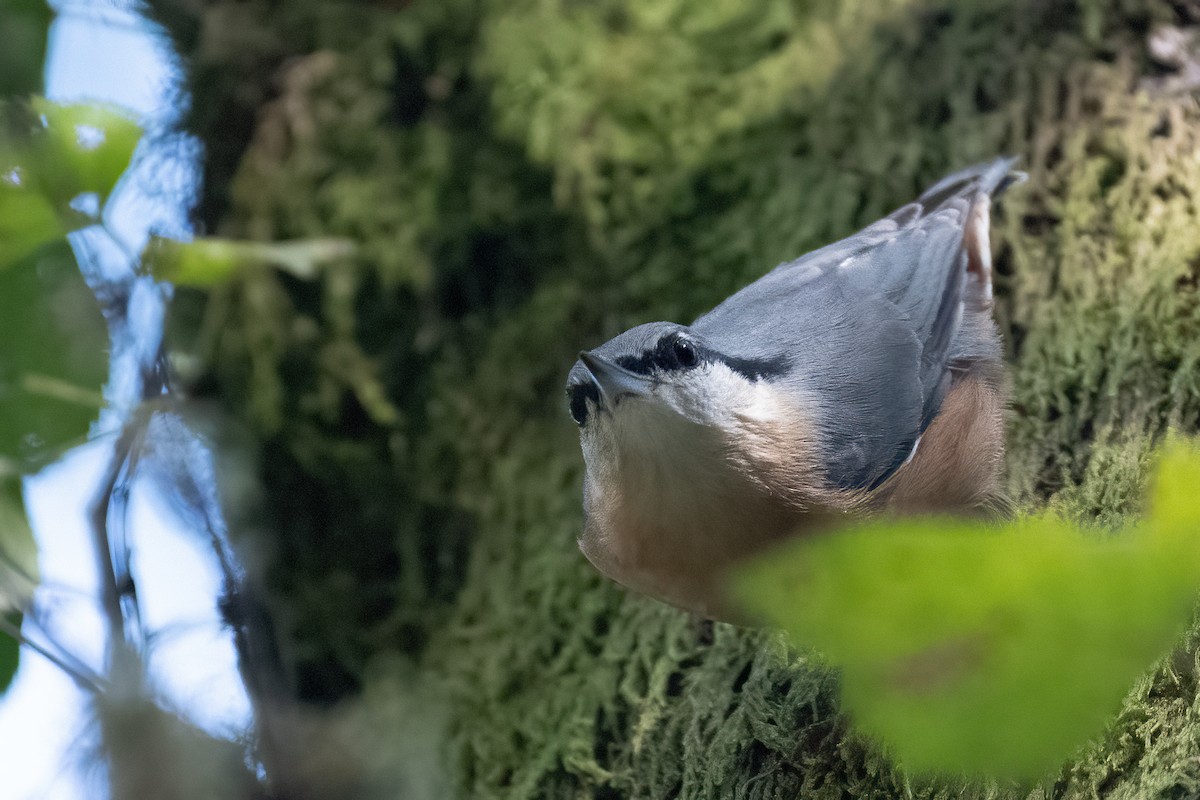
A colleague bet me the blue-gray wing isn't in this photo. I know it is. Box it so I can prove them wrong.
[692,157,1017,489]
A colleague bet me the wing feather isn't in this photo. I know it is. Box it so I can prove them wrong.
[692,157,1019,489]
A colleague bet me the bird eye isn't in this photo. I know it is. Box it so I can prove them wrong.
[567,383,595,426]
[569,392,588,426]
[672,337,699,368]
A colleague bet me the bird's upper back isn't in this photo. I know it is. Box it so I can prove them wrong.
[690,157,1017,490]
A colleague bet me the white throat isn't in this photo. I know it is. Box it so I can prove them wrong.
[576,371,818,614]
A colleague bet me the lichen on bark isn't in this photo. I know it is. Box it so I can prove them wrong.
[149,0,1200,796]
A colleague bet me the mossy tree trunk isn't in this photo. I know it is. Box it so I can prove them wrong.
[149,0,1200,796]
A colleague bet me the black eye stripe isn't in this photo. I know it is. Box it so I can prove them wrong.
[613,353,655,374]
[614,334,689,373]
[614,336,791,381]
[717,352,791,380]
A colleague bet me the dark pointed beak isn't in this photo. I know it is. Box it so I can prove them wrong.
[578,351,652,406]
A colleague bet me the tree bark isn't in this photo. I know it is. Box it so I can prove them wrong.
[148,0,1200,796]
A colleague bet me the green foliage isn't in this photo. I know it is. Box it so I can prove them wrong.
[0,244,108,469]
[0,95,142,695]
[151,0,1200,797]
[26,99,142,211]
[0,0,52,97]
[0,475,35,697]
[146,236,356,286]
[0,100,142,268]
[0,98,144,467]
[480,0,921,226]
[0,474,36,609]
[0,612,18,696]
[0,176,63,269]
[733,440,1200,780]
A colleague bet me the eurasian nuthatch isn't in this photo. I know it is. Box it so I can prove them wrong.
[566,158,1020,618]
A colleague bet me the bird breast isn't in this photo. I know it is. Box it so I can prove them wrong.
[577,381,841,616]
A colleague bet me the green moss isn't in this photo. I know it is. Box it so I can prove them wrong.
[153,0,1200,795]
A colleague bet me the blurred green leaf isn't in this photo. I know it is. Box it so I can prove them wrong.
[0,99,143,271]
[145,236,357,286]
[0,611,19,696]
[27,98,143,212]
[0,0,52,96]
[0,176,65,268]
[732,439,1200,780]
[0,244,108,469]
[1146,435,1200,549]
[0,473,36,613]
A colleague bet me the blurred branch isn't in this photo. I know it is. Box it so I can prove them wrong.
[0,613,104,694]
[0,547,37,588]
[89,418,148,660]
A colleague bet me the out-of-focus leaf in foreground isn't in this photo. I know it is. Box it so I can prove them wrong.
[0,245,108,468]
[0,98,141,269]
[0,0,52,97]
[144,236,356,287]
[0,612,18,697]
[27,98,142,211]
[0,161,65,269]
[0,98,143,463]
[0,473,37,696]
[731,439,1200,781]
[0,473,36,610]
